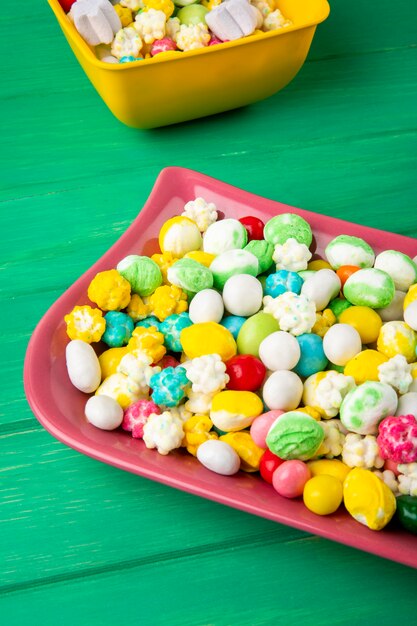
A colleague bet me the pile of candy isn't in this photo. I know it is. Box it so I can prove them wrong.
[64,196,417,535]
[60,0,292,61]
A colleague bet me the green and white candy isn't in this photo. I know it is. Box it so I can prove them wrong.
[210,249,259,290]
[264,213,312,247]
[117,255,162,297]
[266,411,324,461]
[374,250,417,292]
[244,240,274,274]
[340,381,398,435]
[167,258,213,293]
[203,219,248,255]
[325,235,375,269]
[343,268,395,308]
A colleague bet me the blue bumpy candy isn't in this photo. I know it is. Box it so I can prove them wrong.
[102,311,134,347]
[135,315,161,331]
[149,366,189,407]
[294,333,328,378]
[264,270,304,298]
[160,312,193,352]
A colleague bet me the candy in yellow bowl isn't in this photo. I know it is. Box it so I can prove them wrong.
[48,0,330,128]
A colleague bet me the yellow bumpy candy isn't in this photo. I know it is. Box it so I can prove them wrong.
[339,306,382,344]
[210,390,263,432]
[127,325,166,363]
[184,250,216,268]
[311,309,336,338]
[182,415,217,456]
[126,294,148,321]
[151,252,179,284]
[307,459,351,483]
[113,4,133,27]
[344,349,388,385]
[99,347,129,380]
[143,0,174,18]
[343,468,396,530]
[64,305,105,343]
[377,321,417,363]
[95,373,144,409]
[88,269,131,311]
[220,432,264,472]
[146,285,188,321]
[181,322,237,361]
[158,216,202,258]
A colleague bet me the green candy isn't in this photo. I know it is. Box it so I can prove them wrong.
[210,249,258,290]
[328,297,352,319]
[343,268,395,308]
[173,0,199,6]
[298,270,316,282]
[264,213,313,247]
[266,411,324,461]
[244,240,274,275]
[339,381,398,435]
[236,312,279,357]
[325,235,375,269]
[396,495,417,534]
[177,4,208,25]
[117,255,162,297]
[327,362,345,373]
[167,258,213,293]
[374,250,417,291]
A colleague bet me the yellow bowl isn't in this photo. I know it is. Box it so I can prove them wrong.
[48,0,330,128]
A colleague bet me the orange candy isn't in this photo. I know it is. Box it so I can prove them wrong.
[336,265,361,287]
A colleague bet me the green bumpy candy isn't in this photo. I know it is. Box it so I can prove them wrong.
[396,495,417,534]
[244,240,274,275]
[328,297,352,319]
[117,255,162,297]
[343,268,395,308]
[264,213,313,247]
[266,411,324,461]
[168,258,213,293]
[236,312,279,357]
[210,249,258,290]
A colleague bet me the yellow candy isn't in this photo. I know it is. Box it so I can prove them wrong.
[344,349,388,385]
[151,252,178,284]
[201,0,221,8]
[126,294,148,322]
[64,305,105,343]
[311,309,336,338]
[113,4,133,27]
[158,216,202,258]
[339,306,382,344]
[411,363,417,380]
[143,0,174,18]
[181,322,237,361]
[99,347,128,380]
[182,414,217,456]
[210,390,263,432]
[146,285,188,321]
[88,269,131,311]
[127,325,166,363]
[95,372,143,409]
[303,475,343,515]
[294,406,321,421]
[220,432,264,472]
[302,371,331,417]
[184,250,216,268]
[307,459,351,483]
[404,283,417,310]
[343,468,396,530]
[307,259,332,271]
[377,321,417,363]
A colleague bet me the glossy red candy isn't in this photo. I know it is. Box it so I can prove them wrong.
[239,216,265,241]
[156,355,180,369]
[59,0,77,12]
[226,354,266,391]
[259,449,284,484]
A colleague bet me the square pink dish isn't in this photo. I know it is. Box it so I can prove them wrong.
[24,167,417,568]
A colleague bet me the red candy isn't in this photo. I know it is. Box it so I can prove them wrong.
[208,36,228,46]
[377,414,417,464]
[59,0,77,11]
[156,355,180,369]
[239,216,265,241]
[259,449,284,484]
[226,354,266,391]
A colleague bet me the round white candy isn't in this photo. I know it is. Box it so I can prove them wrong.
[203,219,247,255]
[300,269,341,311]
[85,395,123,430]
[404,301,417,331]
[374,250,417,291]
[322,323,362,366]
[396,392,417,418]
[259,331,301,371]
[197,439,241,475]
[262,370,303,410]
[222,274,263,317]
[66,339,101,393]
[376,290,405,322]
[188,288,224,323]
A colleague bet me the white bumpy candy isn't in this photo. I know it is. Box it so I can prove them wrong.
[69,0,121,46]
[206,0,261,41]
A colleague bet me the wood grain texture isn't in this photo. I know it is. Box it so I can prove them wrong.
[1,0,417,623]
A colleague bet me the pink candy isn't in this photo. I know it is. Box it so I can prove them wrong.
[208,36,229,46]
[250,410,283,449]
[150,38,177,57]
[122,399,161,439]
[272,460,311,498]
[377,414,417,464]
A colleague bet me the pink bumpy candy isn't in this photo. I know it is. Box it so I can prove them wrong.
[250,410,283,449]
[151,38,177,56]
[272,460,311,498]
[377,414,417,463]
[122,399,161,439]
[209,36,229,45]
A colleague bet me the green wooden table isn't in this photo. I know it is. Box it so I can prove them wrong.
[2,1,417,623]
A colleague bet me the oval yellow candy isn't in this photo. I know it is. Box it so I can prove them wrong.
[307,459,351,483]
[210,390,263,432]
[220,432,264,472]
[98,347,129,380]
[307,259,332,271]
[180,322,237,361]
[343,468,396,530]
[184,250,216,268]
[339,305,382,344]
[344,349,388,385]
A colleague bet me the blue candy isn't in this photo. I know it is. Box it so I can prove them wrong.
[220,315,246,340]
[150,366,189,407]
[120,56,143,63]
[102,311,134,347]
[293,333,328,378]
[264,270,304,298]
[135,316,161,331]
[160,312,193,353]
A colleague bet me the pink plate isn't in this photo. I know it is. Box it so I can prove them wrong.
[24,167,417,568]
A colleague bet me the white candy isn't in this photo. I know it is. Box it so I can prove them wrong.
[143,411,184,455]
[85,395,123,430]
[396,392,417,418]
[188,289,224,323]
[197,440,241,475]
[262,370,303,410]
[222,274,263,317]
[258,331,300,371]
[375,290,405,322]
[203,219,247,255]
[300,269,341,311]
[374,250,417,291]
[95,44,118,63]
[66,339,101,393]
[322,323,362,366]
[404,301,417,331]
[272,238,312,272]
[206,0,259,41]
[70,0,121,46]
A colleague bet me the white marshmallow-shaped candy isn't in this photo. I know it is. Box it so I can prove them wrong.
[259,331,300,371]
[70,0,122,46]
[206,0,259,42]
[322,323,362,366]
[85,395,124,430]
[222,274,263,317]
[404,301,417,331]
[189,289,224,323]
[300,269,341,311]
[197,439,240,475]
[262,370,303,410]
[66,340,101,393]
[396,392,417,418]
